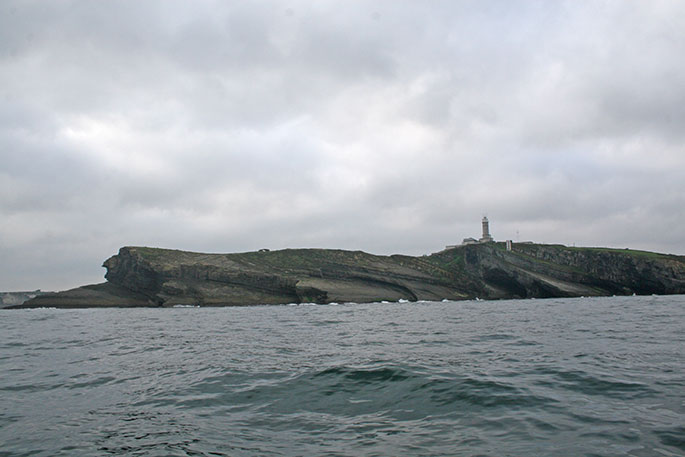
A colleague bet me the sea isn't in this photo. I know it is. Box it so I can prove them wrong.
[1,295,684,457]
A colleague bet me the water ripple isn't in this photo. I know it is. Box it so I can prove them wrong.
[1,296,685,456]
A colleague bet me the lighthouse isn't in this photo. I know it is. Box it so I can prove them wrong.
[479,216,493,243]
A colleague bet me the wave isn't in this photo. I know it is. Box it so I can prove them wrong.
[530,367,657,399]
[144,362,558,423]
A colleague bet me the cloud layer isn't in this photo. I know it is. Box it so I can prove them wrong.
[2,1,685,290]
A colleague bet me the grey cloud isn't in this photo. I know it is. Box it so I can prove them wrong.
[2,1,685,290]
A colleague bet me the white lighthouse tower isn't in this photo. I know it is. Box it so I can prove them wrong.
[479,216,493,243]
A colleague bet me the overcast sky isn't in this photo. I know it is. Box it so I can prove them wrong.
[2,1,685,291]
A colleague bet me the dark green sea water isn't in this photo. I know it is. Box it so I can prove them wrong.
[1,295,684,456]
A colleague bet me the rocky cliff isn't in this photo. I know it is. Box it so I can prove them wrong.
[15,243,685,308]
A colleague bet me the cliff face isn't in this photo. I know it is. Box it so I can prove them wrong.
[100,247,465,306]
[16,243,685,308]
[428,243,685,299]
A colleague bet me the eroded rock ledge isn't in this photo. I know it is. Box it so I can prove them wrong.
[14,243,685,308]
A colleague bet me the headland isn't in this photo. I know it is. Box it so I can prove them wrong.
[10,242,685,308]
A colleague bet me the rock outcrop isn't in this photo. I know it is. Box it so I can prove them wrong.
[0,290,49,308]
[14,243,685,308]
